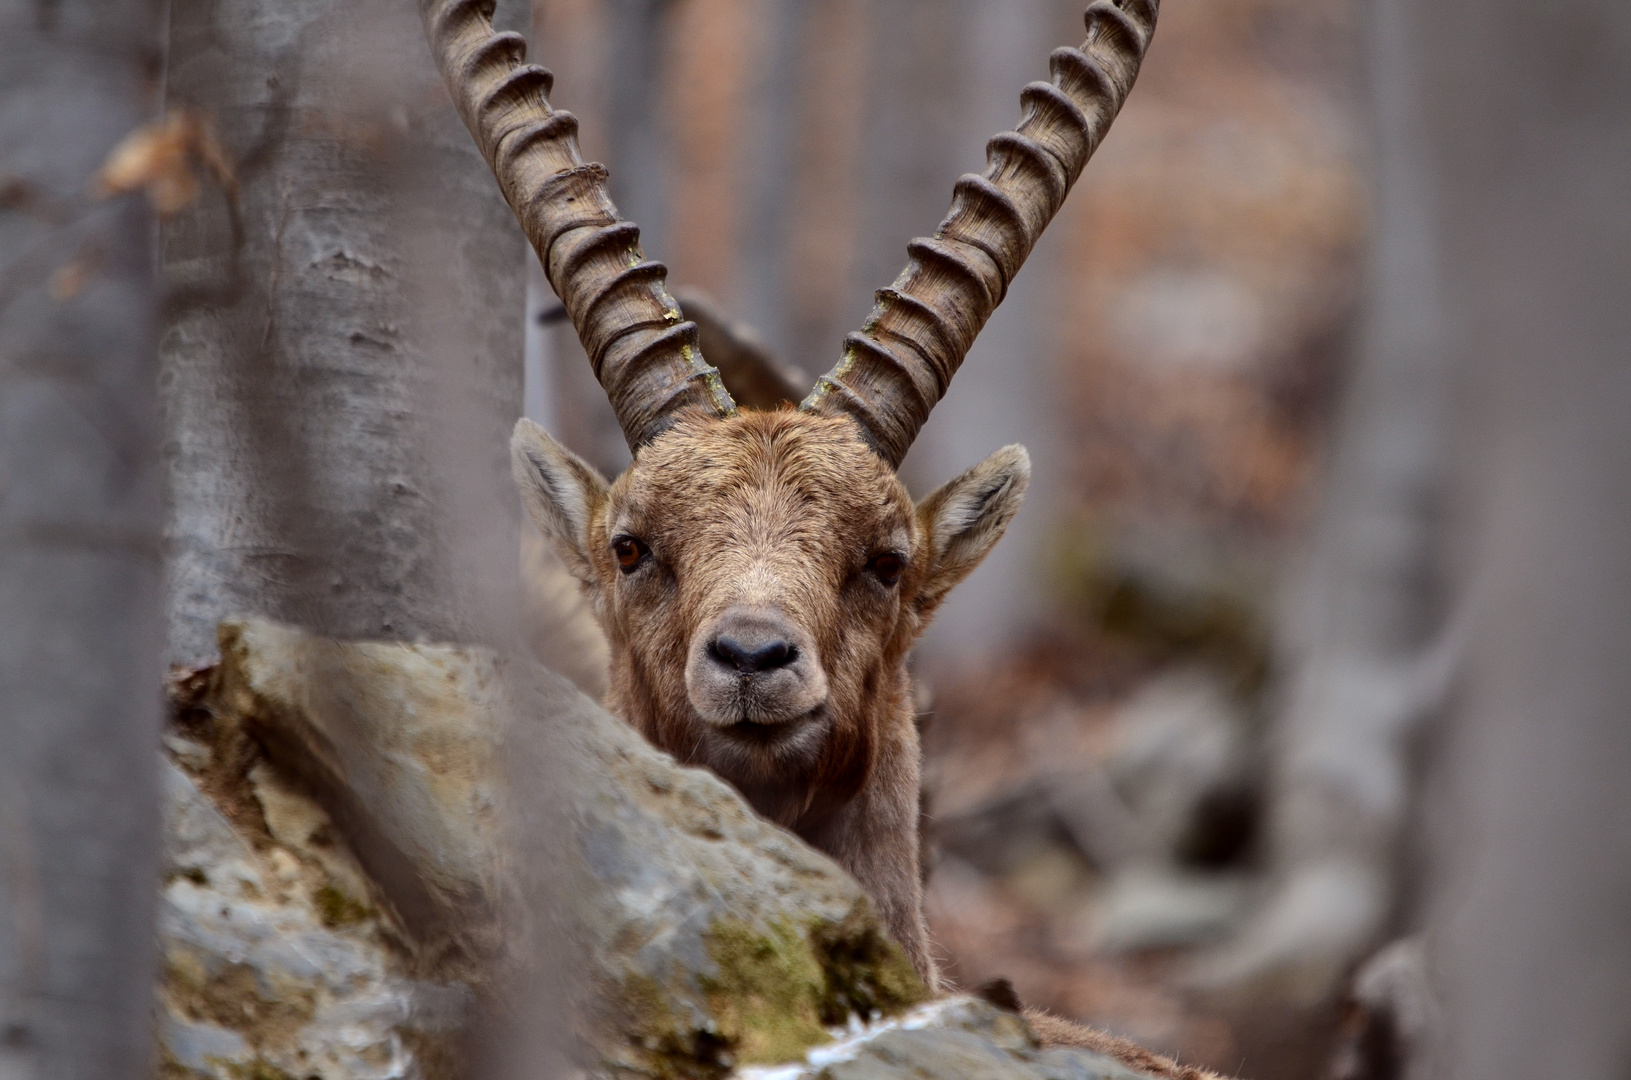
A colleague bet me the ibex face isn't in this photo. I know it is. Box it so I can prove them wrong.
[514,410,1028,824]
[424,0,1156,988]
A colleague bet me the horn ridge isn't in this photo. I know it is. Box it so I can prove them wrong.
[872,288,962,388]
[985,130,1070,210]
[802,0,1159,467]
[840,333,939,412]
[943,174,1031,291]
[420,0,735,451]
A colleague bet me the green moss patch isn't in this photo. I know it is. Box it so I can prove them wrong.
[312,883,373,928]
[619,972,733,1080]
[805,905,928,1024]
[700,920,832,1066]
[618,907,928,1077]
[703,910,927,1065]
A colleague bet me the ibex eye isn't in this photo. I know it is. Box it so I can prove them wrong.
[867,552,905,587]
[611,536,650,573]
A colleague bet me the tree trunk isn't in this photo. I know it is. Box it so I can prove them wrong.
[0,0,164,1076]
[732,0,808,364]
[1190,0,1455,1004]
[1418,1,1631,1075]
[160,0,527,666]
[780,0,871,375]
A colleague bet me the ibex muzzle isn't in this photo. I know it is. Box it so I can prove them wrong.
[690,606,827,727]
[424,0,1158,990]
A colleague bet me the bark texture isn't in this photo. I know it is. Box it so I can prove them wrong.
[160,0,526,666]
[0,0,164,1076]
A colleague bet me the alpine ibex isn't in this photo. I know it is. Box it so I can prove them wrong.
[421,0,1157,998]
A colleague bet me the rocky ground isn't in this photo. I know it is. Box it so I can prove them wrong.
[153,618,1205,1080]
[920,648,1330,1080]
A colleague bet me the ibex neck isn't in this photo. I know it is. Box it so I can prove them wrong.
[607,654,915,835]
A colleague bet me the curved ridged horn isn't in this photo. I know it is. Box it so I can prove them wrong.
[420,0,735,450]
[802,0,1159,467]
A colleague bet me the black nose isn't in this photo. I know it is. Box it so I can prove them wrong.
[709,635,797,675]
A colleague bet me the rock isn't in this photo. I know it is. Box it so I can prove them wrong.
[934,780,1101,881]
[212,619,514,954]
[161,618,1183,1079]
[735,998,1154,1080]
[1103,670,1254,868]
[1086,866,1250,954]
[1184,858,1389,1007]
[156,757,469,1080]
[1325,938,1438,1080]
[165,618,926,1079]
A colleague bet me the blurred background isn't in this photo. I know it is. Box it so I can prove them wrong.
[518,0,1631,1076]
[4,0,1628,1076]
[524,1,1372,1074]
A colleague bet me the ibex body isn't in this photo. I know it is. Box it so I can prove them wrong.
[515,408,1026,980]
[422,0,1158,997]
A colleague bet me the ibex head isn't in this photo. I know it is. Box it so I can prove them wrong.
[512,407,1027,817]
[423,0,1156,982]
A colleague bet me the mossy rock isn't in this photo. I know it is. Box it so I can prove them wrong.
[617,912,927,1078]
[178,621,935,1080]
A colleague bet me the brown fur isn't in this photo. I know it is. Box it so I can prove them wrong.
[1023,1008,1229,1079]
[514,411,1228,1076]
[969,979,1230,1076]
[514,409,1030,987]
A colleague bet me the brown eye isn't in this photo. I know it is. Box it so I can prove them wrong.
[867,551,905,587]
[612,536,650,573]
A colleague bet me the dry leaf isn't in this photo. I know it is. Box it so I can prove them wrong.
[49,248,104,302]
[96,110,237,218]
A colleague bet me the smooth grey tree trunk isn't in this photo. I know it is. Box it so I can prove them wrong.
[733,0,807,364]
[1417,1,1631,1076]
[160,0,526,666]
[0,0,164,1076]
[1190,0,1455,1004]
[777,0,871,378]
[603,0,676,268]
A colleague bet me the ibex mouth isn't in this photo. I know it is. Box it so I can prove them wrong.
[722,702,825,739]
[722,719,798,745]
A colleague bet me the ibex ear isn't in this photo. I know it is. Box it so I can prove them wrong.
[915,445,1030,611]
[511,418,610,582]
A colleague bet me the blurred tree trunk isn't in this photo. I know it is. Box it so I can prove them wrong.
[0,0,164,1076]
[160,0,526,667]
[780,0,870,374]
[1419,0,1631,1076]
[734,0,807,363]
[603,0,676,266]
[1191,0,1454,1005]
